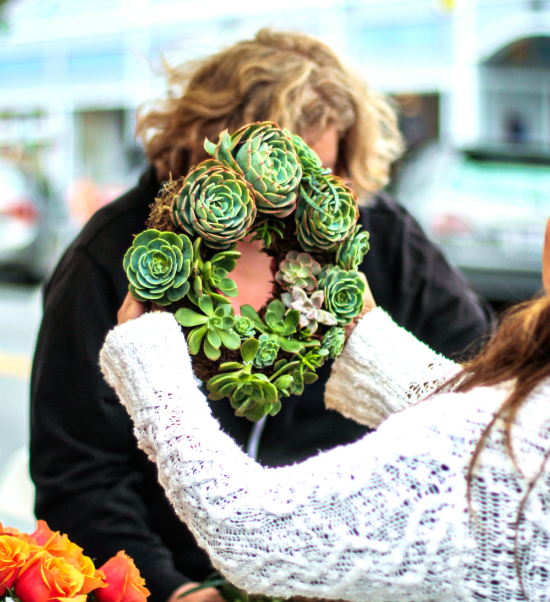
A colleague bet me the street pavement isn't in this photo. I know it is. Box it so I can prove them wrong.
[0,281,42,531]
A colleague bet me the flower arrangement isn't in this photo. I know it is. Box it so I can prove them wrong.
[125,121,369,421]
[0,521,150,602]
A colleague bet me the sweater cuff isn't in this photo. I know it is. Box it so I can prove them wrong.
[324,308,456,429]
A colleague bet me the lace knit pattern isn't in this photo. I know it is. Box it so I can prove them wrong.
[325,309,460,428]
[100,310,550,602]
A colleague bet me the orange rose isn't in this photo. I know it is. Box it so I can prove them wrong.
[15,550,86,602]
[94,552,150,602]
[0,523,37,546]
[30,521,106,595]
[30,521,55,547]
[0,535,31,597]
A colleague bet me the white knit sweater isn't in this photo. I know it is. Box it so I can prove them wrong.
[100,308,550,602]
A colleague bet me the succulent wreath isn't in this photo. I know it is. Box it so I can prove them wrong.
[124,122,370,421]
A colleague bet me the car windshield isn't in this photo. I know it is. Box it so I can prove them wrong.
[447,149,550,210]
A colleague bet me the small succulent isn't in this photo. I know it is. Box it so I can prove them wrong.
[192,239,240,299]
[287,132,331,180]
[124,229,193,306]
[253,334,280,369]
[275,251,321,292]
[298,347,330,371]
[248,218,285,248]
[319,266,366,325]
[207,339,280,421]
[175,295,241,360]
[234,316,256,339]
[321,326,346,359]
[336,225,370,271]
[205,122,302,217]
[240,300,304,353]
[172,159,256,250]
[269,357,319,398]
[296,175,358,252]
[281,287,337,334]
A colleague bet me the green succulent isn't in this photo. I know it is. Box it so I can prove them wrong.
[253,334,280,369]
[321,326,346,359]
[123,229,193,306]
[336,225,370,271]
[287,132,331,180]
[234,316,256,339]
[175,295,241,360]
[296,175,359,252]
[207,339,280,421]
[275,251,321,292]
[192,239,240,300]
[281,287,337,334]
[269,357,319,398]
[319,266,366,325]
[240,300,305,353]
[298,347,330,371]
[248,217,285,248]
[172,159,256,250]
[205,122,302,218]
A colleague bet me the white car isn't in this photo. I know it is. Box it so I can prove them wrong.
[393,144,546,301]
[0,159,75,282]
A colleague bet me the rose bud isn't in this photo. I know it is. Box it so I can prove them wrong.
[94,552,150,602]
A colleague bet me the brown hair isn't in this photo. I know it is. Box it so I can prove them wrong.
[137,28,404,201]
[447,295,550,597]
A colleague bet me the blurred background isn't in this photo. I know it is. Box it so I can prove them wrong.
[0,0,548,530]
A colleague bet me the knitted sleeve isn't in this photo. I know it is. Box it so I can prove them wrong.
[100,312,469,601]
[325,308,460,429]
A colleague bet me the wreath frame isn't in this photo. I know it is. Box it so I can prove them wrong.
[124,121,370,421]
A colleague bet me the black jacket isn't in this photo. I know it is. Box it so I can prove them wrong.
[30,167,493,602]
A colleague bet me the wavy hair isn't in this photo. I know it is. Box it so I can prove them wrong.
[137,29,404,202]
[442,295,550,598]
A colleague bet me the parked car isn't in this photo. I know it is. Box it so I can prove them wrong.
[393,143,547,301]
[0,159,75,282]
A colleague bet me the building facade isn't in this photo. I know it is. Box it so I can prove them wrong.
[1,0,549,208]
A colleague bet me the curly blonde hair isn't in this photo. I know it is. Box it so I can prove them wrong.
[137,29,404,202]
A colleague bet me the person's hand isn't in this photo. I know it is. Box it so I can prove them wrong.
[167,582,225,602]
[117,293,168,325]
[344,272,376,339]
[543,217,550,295]
[117,293,147,325]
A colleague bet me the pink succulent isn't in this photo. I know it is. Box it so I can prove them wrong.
[275,251,321,291]
[281,287,337,334]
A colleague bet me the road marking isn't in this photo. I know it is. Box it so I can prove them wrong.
[0,352,31,380]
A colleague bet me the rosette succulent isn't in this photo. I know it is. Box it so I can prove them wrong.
[253,334,280,369]
[207,339,280,421]
[336,225,370,271]
[321,326,346,359]
[204,122,302,217]
[296,175,359,252]
[174,294,241,360]
[240,300,304,353]
[275,251,321,292]
[234,316,256,340]
[269,356,320,398]
[172,159,256,250]
[287,132,330,180]
[123,229,193,305]
[192,240,240,299]
[319,266,366,325]
[281,287,337,334]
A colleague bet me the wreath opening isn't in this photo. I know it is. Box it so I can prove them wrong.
[126,121,370,421]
